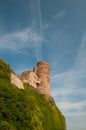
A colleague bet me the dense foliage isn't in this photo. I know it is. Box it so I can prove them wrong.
[0,59,66,130]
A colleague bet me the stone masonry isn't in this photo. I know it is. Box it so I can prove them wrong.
[11,61,51,96]
[34,62,51,95]
[21,71,40,88]
[11,73,24,89]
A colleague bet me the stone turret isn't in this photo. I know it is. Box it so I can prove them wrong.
[16,61,51,96]
[34,61,51,95]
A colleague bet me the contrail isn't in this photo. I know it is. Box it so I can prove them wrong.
[30,0,43,61]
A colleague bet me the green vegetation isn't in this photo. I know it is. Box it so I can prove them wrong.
[0,59,66,130]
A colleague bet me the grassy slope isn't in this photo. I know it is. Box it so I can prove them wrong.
[0,59,66,130]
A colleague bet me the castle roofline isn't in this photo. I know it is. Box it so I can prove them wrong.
[22,70,33,74]
[37,61,50,66]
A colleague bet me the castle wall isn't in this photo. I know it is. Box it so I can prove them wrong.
[11,73,24,89]
[14,61,51,96]
[21,71,40,88]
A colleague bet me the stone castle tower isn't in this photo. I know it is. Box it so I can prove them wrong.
[34,61,51,95]
[11,61,51,96]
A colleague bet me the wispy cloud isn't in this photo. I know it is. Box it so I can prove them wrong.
[30,0,43,61]
[0,28,45,54]
[58,101,86,116]
[51,32,86,116]
[43,11,66,31]
[54,10,66,19]
[58,100,86,111]
[0,0,44,61]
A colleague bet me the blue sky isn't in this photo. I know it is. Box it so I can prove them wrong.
[0,0,86,130]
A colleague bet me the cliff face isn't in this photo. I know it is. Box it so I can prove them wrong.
[0,59,66,130]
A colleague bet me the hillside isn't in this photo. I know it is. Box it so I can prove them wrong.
[0,59,66,130]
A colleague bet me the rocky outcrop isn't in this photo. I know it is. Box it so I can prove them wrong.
[11,73,24,89]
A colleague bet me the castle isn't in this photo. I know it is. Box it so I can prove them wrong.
[11,61,51,96]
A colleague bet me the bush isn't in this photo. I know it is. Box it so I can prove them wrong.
[0,121,16,130]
